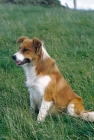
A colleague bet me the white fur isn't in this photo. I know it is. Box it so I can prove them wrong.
[42,47,50,60]
[28,73,51,108]
[14,51,24,61]
[67,103,79,117]
[81,112,94,122]
[37,99,53,122]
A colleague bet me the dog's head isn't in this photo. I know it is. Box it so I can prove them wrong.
[12,36,42,66]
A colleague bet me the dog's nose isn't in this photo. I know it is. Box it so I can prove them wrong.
[12,55,16,61]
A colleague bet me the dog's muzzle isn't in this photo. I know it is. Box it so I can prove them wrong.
[12,55,30,66]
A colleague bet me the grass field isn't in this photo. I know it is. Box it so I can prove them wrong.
[0,3,94,140]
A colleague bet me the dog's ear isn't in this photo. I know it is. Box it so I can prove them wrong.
[17,36,28,43]
[32,37,42,55]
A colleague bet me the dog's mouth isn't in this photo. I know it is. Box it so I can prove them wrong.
[16,58,30,66]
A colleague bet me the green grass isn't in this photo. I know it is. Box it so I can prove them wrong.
[0,3,94,140]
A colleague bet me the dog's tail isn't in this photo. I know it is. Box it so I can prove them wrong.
[80,111,94,122]
[67,97,94,122]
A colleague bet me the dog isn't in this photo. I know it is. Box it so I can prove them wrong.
[12,36,94,122]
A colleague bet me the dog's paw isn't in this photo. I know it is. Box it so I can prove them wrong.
[37,115,45,123]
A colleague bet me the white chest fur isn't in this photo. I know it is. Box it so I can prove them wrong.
[23,64,51,107]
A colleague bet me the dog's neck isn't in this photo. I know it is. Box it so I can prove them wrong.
[42,47,50,60]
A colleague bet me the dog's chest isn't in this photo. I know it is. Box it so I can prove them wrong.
[24,65,51,105]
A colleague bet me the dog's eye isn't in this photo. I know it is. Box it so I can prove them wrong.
[23,48,28,52]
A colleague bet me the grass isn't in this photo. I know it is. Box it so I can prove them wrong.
[0,3,94,140]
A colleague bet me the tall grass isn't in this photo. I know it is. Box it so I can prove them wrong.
[0,4,94,140]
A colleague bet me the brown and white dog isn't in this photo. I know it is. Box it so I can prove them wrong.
[12,36,94,122]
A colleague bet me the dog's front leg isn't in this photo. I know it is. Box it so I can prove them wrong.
[37,99,53,122]
[30,93,36,112]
